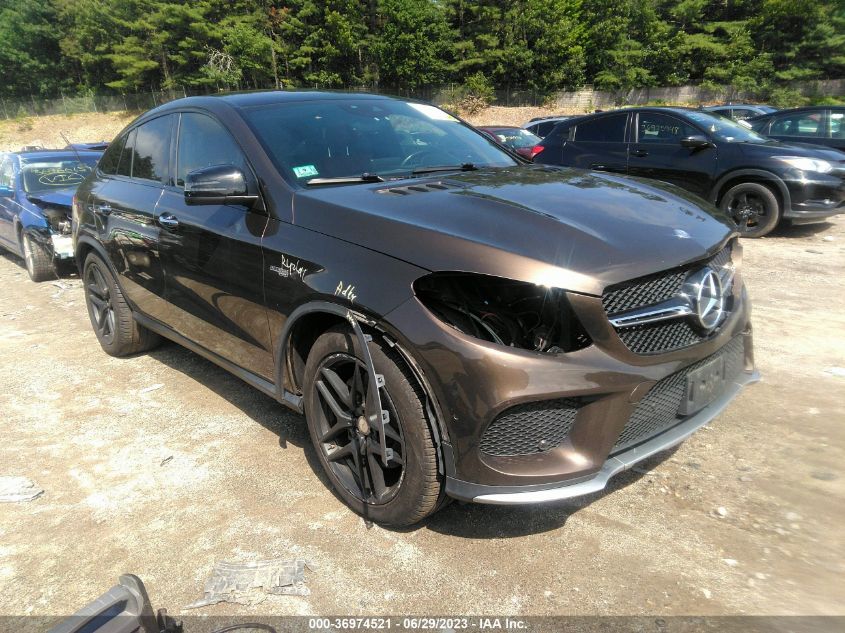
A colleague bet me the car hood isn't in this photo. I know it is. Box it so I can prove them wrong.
[738,139,845,160]
[26,187,75,209]
[293,166,735,296]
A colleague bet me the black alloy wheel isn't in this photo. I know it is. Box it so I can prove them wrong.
[85,260,117,346]
[303,326,443,525]
[720,182,781,238]
[82,252,160,356]
[312,352,406,505]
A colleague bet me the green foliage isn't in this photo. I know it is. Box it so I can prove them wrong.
[767,86,811,108]
[456,71,494,114]
[0,0,842,100]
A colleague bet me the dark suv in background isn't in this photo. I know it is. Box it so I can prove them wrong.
[702,104,778,122]
[747,106,845,152]
[534,107,845,237]
[73,92,757,525]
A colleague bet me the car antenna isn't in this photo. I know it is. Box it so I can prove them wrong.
[59,130,84,164]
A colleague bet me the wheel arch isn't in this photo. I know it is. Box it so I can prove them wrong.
[709,169,790,212]
[277,300,452,451]
[74,234,113,276]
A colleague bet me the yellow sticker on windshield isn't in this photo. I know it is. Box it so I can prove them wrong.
[293,165,319,178]
[408,103,458,122]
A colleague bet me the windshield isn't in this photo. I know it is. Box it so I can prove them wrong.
[488,128,541,149]
[20,156,98,194]
[685,111,769,143]
[242,99,517,184]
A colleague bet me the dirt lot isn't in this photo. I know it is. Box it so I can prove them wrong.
[0,208,843,620]
[0,111,135,153]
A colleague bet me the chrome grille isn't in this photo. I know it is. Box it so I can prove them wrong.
[603,244,734,355]
[602,270,686,316]
[617,320,703,355]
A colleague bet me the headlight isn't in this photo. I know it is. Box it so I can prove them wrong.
[775,156,833,173]
[414,272,591,353]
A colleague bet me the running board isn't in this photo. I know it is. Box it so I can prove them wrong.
[133,312,302,412]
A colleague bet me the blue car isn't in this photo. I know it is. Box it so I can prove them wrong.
[0,150,101,281]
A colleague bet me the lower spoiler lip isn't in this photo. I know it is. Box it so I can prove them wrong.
[447,369,760,505]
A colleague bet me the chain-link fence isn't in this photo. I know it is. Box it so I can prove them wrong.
[2,77,842,120]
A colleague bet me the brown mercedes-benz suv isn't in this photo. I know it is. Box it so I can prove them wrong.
[73,91,758,525]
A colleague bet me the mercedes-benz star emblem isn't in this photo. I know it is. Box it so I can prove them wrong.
[688,267,725,331]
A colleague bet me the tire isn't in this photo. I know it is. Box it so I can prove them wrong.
[303,325,443,526]
[719,182,781,238]
[82,252,161,357]
[20,232,55,282]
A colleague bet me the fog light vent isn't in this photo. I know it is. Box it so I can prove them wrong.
[479,398,580,457]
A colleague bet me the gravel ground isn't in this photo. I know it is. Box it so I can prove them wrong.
[0,216,843,620]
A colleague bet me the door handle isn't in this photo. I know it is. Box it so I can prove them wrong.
[157,213,180,230]
[631,149,648,158]
[93,203,112,216]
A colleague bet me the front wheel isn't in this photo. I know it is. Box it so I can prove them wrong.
[303,326,443,526]
[719,182,781,238]
[21,232,55,282]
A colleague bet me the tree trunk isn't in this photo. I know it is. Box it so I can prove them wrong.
[269,30,280,90]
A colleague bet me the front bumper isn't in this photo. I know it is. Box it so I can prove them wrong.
[783,172,845,223]
[384,275,755,500]
[449,367,759,503]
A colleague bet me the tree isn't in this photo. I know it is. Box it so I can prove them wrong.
[374,0,453,90]
[0,0,65,97]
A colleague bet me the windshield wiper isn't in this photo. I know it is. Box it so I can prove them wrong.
[411,163,479,175]
[305,173,385,185]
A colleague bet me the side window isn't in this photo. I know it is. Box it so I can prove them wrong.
[732,109,754,120]
[98,133,126,175]
[176,113,247,187]
[636,113,697,143]
[536,121,555,137]
[575,114,627,143]
[828,112,844,139]
[543,123,569,143]
[132,115,173,183]
[116,128,136,177]
[0,159,14,188]
[770,112,823,137]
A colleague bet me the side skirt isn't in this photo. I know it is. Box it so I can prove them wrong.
[133,312,303,413]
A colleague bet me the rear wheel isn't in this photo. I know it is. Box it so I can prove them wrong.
[82,252,161,356]
[303,326,443,525]
[20,232,54,282]
[719,182,781,238]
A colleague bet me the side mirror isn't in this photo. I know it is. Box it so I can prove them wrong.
[0,185,13,198]
[184,165,258,206]
[680,135,712,150]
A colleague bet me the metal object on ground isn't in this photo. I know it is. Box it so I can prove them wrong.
[0,476,44,502]
[183,559,316,610]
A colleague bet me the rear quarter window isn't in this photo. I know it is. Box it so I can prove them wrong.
[575,114,627,142]
[98,133,126,175]
[132,115,173,183]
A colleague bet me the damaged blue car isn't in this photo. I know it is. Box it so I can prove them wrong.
[0,149,101,281]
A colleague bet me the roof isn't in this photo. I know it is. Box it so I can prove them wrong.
[703,103,768,108]
[14,149,102,161]
[158,90,397,111]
